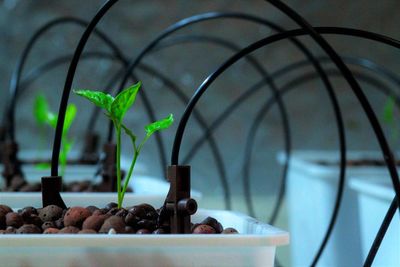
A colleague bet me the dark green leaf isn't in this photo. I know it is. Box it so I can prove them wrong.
[34,94,49,125]
[111,82,141,123]
[145,114,174,137]
[73,89,114,113]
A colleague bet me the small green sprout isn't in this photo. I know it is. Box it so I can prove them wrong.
[34,94,77,176]
[74,82,174,208]
[383,96,399,143]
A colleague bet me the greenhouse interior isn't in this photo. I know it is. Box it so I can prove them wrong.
[0,1,399,266]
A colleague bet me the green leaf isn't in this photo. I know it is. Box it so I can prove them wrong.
[34,94,49,125]
[73,89,114,113]
[60,139,73,165]
[64,104,77,133]
[384,96,395,124]
[46,111,58,129]
[145,114,174,137]
[35,162,51,170]
[111,82,141,123]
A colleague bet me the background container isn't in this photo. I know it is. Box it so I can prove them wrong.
[277,150,398,266]
[349,176,399,267]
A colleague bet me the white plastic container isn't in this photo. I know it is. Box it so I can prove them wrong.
[0,150,203,208]
[0,209,289,267]
[349,176,400,266]
[0,175,192,208]
[277,150,396,267]
[0,149,147,187]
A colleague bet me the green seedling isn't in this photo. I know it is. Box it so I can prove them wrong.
[383,96,399,144]
[34,94,77,176]
[74,82,174,208]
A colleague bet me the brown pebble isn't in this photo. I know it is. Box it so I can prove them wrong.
[39,205,63,222]
[99,216,126,233]
[64,207,91,228]
[0,205,12,215]
[5,226,16,234]
[145,211,158,220]
[59,226,80,234]
[192,224,216,234]
[104,202,118,210]
[124,212,139,227]
[16,224,41,234]
[115,209,128,218]
[201,217,223,233]
[24,214,43,228]
[82,214,109,231]
[78,229,97,234]
[124,226,135,233]
[54,218,64,229]
[43,228,59,234]
[19,207,38,218]
[136,228,151,234]
[92,209,108,216]
[86,206,98,214]
[137,219,156,231]
[128,206,146,219]
[222,227,239,234]
[6,212,23,228]
[138,204,156,213]
[42,221,56,231]
[107,207,120,215]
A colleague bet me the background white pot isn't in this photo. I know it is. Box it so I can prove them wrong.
[0,209,289,267]
[1,150,147,187]
[277,150,396,267]
[349,176,399,266]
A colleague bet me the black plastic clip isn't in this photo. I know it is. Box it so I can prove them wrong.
[164,165,197,233]
[41,176,67,209]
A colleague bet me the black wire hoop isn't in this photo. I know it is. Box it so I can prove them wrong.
[35,0,399,266]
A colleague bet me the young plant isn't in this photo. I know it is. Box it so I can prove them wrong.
[74,82,174,208]
[34,94,77,176]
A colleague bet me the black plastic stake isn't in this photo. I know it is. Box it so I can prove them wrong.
[97,142,118,192]
[41,176,66,209]
[80,132,99,164]
[1,141,24,188]
[164,165,197,233]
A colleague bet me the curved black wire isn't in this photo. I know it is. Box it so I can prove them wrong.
[5,10,166,177]
[167,29,343,267]
[364,197,397,267]
[41,2,399,265]
[51,0,120,175]
[248,66,400,222]
[126,32,291,211]
[243,55,400,225]
[19,52,115,95]
[112,12,343,220]
[170,23,400,266]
